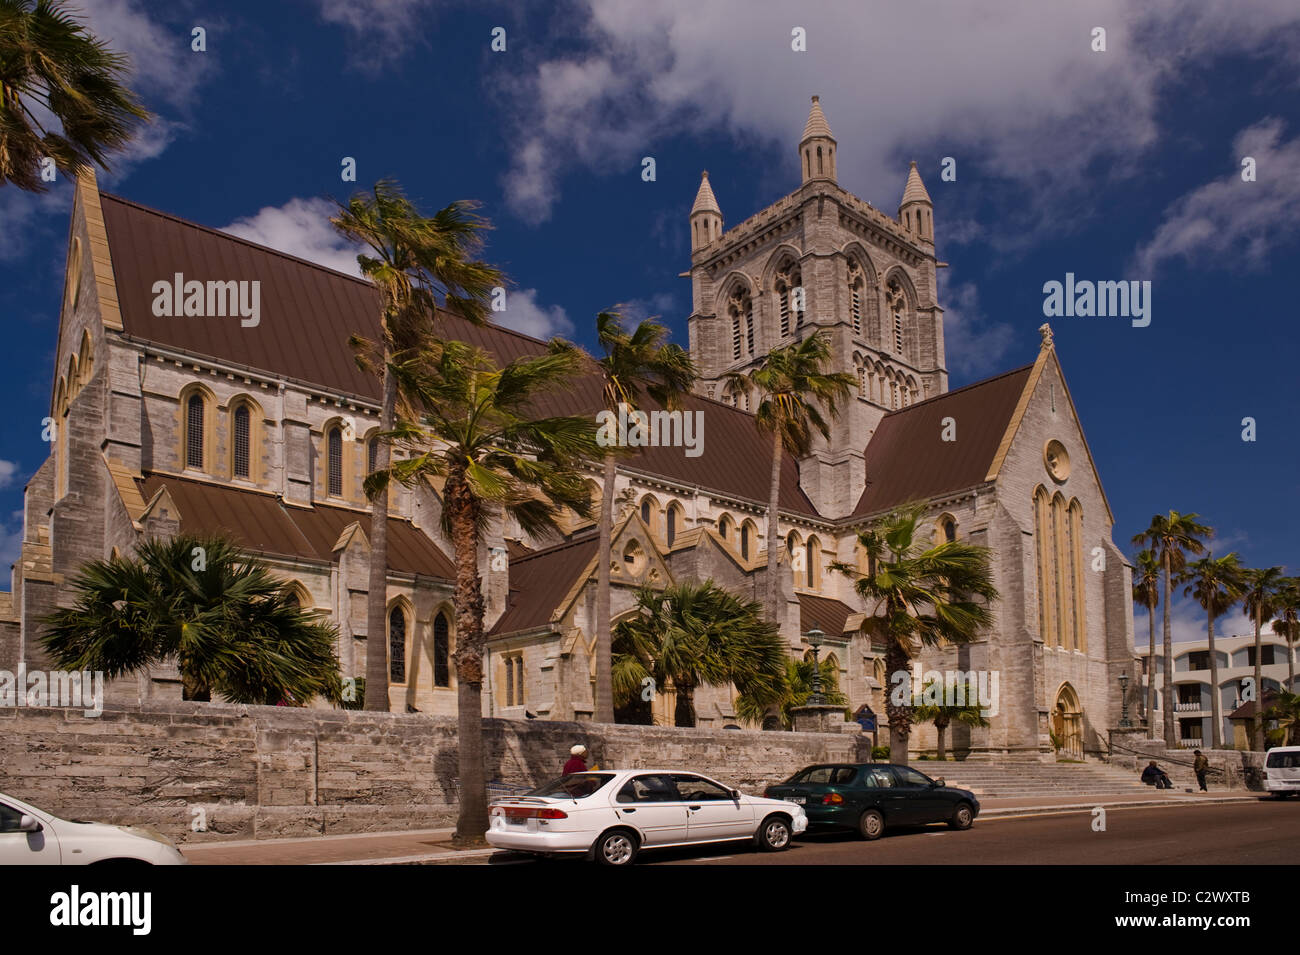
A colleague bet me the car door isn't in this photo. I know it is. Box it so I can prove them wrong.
[0,800,60,864]
[610,774,690,846]
[890,766,948,823]
[672,774,752,842]
[865,767,913,824]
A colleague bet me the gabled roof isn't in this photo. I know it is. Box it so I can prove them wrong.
[98,190,819,517]
[489,533,600,635]
[136,472,455,579]
[798,592,859,636]
[852,365,1035,518]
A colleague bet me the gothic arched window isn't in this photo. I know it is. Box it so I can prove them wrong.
[847,260,864,335]
[728,286,753,360]
[233,405,250,478]
[327,426,343,497]
[389,605,406,683]
[886,277,907,358]
[186,393,205,470]
[433,611,451,688]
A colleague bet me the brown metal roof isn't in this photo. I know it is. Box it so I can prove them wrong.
[798,592,857,636]
[137,473,455,579]
[101,191,818,517]
[490,533,599,635]
[851,365,1034,518]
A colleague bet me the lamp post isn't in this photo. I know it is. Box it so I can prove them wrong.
[1118,671,1132,728]
[806,628,826,705]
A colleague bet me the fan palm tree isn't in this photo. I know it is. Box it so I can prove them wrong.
[370,338,599,844]
[331,180,502,712]
[1264,689,1300,745]
[1241,565,1284,751]
[911,679,992,760]
[591,309,696,724]
[0,0,150,191]
[1271,577,1300,695]
[1182,553,1244,749]
[1132,512,1211,746]
[40,535,343,705]
[1132,549,1161,727]
[610,580,786,728]
[735,656,848,731]
[724,332,854,617]
[831,505,999,765]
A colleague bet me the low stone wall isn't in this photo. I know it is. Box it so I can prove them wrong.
[1107,730,1264,791]
[0,702,871,843]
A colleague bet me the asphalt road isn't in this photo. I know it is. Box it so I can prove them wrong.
[484,799,1299,866]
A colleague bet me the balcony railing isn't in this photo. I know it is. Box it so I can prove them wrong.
[1174,702,1204,712]
[1176,739,1204,748]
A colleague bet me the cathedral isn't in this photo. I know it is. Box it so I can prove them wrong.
[0,97,1136,759]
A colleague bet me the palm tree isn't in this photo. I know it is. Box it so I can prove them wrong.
[371,339,599,844]
[1271,577,1300,694]
[912,679,992,760]
[610,580,786,727]
[1132,549,1161,728]
[831,505,999,765]
[0,0,151,191]
[1241,565,1284,751]
[591,309,696,724]
[724,332,855,616]
[331,180,502,712]
[735,656,848,731]
[1132,512,1211,746]
[40,535,343,704]
[1264,689,1300,745]
[1182,553,1244,749]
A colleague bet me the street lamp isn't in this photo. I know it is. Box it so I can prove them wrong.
[1118,671,1132,728]
[806,628,826,705]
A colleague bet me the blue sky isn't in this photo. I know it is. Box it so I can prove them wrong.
[2,0,1298,644]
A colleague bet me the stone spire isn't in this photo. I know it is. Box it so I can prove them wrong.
[799,95,837,184]
[898,160,933,240]
[690,170,723,251]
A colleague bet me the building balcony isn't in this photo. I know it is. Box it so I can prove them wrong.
[1174,702,1205,713]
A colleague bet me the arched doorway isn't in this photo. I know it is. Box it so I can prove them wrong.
[1052,683,1084,760]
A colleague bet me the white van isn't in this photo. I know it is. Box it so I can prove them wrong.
[1262,746,1300,797]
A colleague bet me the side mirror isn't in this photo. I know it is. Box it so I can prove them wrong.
[933,778,945,788]
[730,789,741,800]
[19,815,42,833]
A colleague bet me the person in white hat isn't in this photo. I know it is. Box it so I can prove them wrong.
[563,744,588,775]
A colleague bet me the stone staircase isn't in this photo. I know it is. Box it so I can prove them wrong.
[923,759,1185,798]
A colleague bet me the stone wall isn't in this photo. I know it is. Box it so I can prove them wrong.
[0,701,871,843]
[1107,730,1264,791]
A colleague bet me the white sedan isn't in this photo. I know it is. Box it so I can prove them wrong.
[0,793,188,865]
[485,769,808,865]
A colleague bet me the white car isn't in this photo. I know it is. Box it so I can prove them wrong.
[1262,746,1300,797]
[0,793,188,865]
[485,769,808,865]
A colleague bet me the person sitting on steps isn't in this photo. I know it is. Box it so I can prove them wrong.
[1140,760,1173,789]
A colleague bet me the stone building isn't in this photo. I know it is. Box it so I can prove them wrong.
[1,97,1135,757]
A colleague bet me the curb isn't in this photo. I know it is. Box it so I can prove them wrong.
[979,795,1258,819]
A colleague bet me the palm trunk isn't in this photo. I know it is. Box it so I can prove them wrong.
[593,451,617,722]
[1288,633,1295,696]
[363,361,396,711]
[1207,611,1222,750]
[1162,553,1175,747]
[675,681,697,728]
[884,640,911,765]
[766,429,783,618]
[1146,602,1157,730]
[936,717,948,760]
[447,469,489,844]
[1253,604,1264,751]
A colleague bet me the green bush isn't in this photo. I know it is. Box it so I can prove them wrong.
[871,745,890,761]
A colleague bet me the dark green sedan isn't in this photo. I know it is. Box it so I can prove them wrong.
[764,764,979,840]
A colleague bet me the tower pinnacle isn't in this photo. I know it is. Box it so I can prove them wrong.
[799,95,837,184]
[690,170,723,251]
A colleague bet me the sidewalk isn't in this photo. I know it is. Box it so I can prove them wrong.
[178,789,1261,865]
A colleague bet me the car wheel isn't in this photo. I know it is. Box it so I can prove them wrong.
[858,808,885,840]
[948,802,975,830]
[757,815,792,851]
[594,829,639,866]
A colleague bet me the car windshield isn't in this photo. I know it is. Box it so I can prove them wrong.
[1266,751,1300,768]
[528,773,615,798]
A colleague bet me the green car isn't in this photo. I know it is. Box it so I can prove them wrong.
[764,763,980,840]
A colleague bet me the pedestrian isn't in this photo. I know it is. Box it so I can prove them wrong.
[1141,760,1172,790]
[563,744,588,775]
[1193,749,1210,792]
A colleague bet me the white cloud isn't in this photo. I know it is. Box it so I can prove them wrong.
[492,288,573,339]
[0,460,18,489]
[614,293,676,325]
[220,198,365,277]
[489,0,1300,231]
[313,0,439,70]
[938,276,1015,378]
[78,0,215,110]
[1133,119,1300,274]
